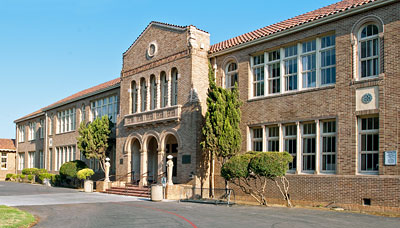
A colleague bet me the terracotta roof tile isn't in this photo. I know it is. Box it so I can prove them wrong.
[209,0,378,54]
[0,139,16,151]
[15,77,120,123]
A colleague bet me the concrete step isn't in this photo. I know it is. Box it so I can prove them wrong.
[104,190,150,197]
[104,185,151,198]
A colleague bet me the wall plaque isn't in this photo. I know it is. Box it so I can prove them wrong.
[384,151,397,166]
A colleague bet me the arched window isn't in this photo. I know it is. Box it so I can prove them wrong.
[160,71,168,108]
[131,81,138,113]
[226,62,238,89]
[150,75,157,110]
[140,78,147,112]
[171,68,178,106]
[359,24,379,78]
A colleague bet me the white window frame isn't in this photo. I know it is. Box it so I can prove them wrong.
[18,153,25,170]
[284,124,297,172]
[1,152,7,170]
[251,127,263,151]
[91,96,118,123]
[358,24,380,79]
[358,116,379,174]
[39,119,44,139]
[267,51,281,95]
[225,62,238,89]
[266,126,280,152]
[57,108,76,134]
[320,35,336,86]
[301,122,316,172]
[171,68,179,106]
[160,72,168,108]
[28,152,35,168]
[39,150,44,169]
[18,125,25,142]
[320,120,337,173]
[283,45,298,92]
[301,40,317,89]
[251,55,265,97]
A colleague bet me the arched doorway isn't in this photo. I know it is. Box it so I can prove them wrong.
[147,137,158,184]
[164,134,178,183]
[131,138,141,184]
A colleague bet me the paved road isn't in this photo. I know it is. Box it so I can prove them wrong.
[1,181,399,228]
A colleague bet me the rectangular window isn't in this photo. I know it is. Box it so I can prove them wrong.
[321,120,336,172]
[251,128,263,151]
[267,126,279,151]
[252,55,265,97]
[57,108,76,133]
[39,119,44,139]
[28,122,36,141]
[284,125,297,171]
[18,125,25,142]
[360,38,379,78]
[267,51,281,94]
[48,116,53,135]
[28,152,35,168]
[284,45,298,91]
[91,95,118,123]
[301,40,316,88]
[359,117,379,172]
[18,153,25,170]
[49,148,53,171]
[321,35,336,85]
[39,150,44,169]
[1,152,7,169]
[302,123,316,171]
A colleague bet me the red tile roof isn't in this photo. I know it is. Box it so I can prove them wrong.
[15,77,120,123]
[209,0,379,54]
[0,139,16,151]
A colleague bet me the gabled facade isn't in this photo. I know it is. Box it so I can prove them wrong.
[0,139,16,180]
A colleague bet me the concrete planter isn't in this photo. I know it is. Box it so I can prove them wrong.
[151,184,163,201]
[84,180,94,193]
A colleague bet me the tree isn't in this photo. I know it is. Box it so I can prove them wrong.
[201,63,242,196]
[77,115,114,173]
[221,151,293,207]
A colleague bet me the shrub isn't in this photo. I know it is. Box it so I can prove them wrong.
[51,174,63,186]
[39,173,54,182]
[37,168,48,175]
[11,174,18,181]
[5,173,13,181]
[27,175,34,181]
[19,174,26,180]
[221,153,255,180]
[59,160,88,178]
[77,168,94,180]
[22,168,39,175]
[249,152,292,178]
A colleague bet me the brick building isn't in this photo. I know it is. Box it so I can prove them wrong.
[14,0,399,211]
[0,139,16,180]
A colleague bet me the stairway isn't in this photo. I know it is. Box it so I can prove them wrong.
[104,184,151,198]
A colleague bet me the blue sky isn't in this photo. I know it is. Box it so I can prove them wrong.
[0,0,337,139]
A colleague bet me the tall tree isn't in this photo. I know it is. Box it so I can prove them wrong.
[201,63,242,195]
[77,115,114,173]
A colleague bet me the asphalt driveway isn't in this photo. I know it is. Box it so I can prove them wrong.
[1,181,399,228]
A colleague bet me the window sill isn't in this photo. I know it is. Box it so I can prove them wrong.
[357,172,379,176]
[56,130,76,136]
[350,74,384,86]
[248,85,335,102]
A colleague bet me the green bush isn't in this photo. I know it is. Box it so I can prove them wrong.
[77,168,94,180]
[5,173,13,181]
[22,168,39,175]
[20,174,26,180]
[11,174,18,181]
[51,174,63,186]
[249,152,293,178]
[37,168,48,175]
[59,160,88,178]
[39,173,55,182]
[27,175,34,181]
[221,153,255,180]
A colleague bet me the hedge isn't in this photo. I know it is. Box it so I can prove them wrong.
[59,160,88,178]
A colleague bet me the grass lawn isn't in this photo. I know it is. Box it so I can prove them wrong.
[0,205,36,228]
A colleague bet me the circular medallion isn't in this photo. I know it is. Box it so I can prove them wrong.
[361,93,373,104]
[147,41,158,58]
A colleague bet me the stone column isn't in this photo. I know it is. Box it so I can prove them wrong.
[140,149,148,187]
[157,149,165,183]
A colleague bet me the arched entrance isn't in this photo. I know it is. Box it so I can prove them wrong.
[131,138,141,184]
[147,137,158,184]
[164,134,178,183]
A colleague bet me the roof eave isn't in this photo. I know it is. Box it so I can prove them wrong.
[209,0,396,57]
[14,112,45,124]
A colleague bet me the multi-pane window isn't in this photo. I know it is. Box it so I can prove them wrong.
[18,153,24,170]
[252,55,264,97]
[28,152,35,168]
[150,75,157,110]
[48,115,53,135]
[359,24,379,78]
[284,125,297,171]
[321,35,336,85]
[39,119,44,139]
[131,81,138,113]
[28,122,36,141]
[39,150,44,169]
[18,125,25,142]
[301,40,316,88]
[252,128,263,151]
[250,35,336,98]
[171,68,178,106]
[359,117,379,172]
[302,123,316,171]
[268,51,281,94]
[267,126,279,151]
[226,62,238,89]
[91,96,118,123]
[1,152,7,169]
[140,78,147,112]
[49,148,53,171]
[55,146,76,171]
[322,120,336,171]
[57,108,76,133]
[81,105,86,123]
[284,45,298,91]
[160,72,168,108]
